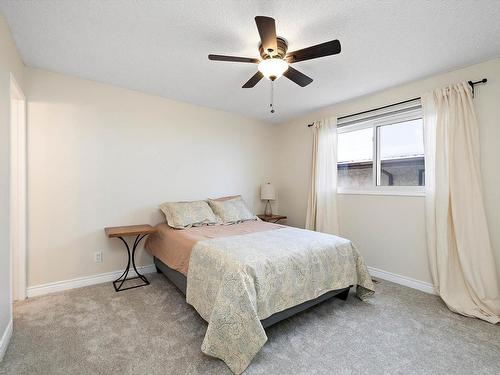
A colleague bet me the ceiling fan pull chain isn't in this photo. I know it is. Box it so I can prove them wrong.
[270,81,275,114]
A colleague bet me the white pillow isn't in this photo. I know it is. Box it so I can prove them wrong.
[208,196,257,224]
[159,200,219,229]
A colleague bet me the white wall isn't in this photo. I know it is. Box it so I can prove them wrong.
[274,58,500,284]
[25,68,275,287]
[0,13,24,357]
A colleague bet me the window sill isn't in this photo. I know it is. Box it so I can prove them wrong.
[337,189,425,197]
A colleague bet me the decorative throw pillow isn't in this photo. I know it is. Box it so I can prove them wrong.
[159,200,219,229]
[208,196,257,224]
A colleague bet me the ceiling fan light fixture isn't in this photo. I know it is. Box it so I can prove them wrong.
[258,58,289,81]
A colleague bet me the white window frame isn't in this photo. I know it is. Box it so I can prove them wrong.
[337,104,425,197]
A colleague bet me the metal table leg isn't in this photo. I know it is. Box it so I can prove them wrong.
[113,234,150,292]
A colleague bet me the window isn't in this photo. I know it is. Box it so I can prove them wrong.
[337,102,425,195]
[377,119,424,187]
[337,126,373,189]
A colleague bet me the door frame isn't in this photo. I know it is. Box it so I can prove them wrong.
[10,73,27,301]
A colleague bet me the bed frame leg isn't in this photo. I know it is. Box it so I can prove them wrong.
[335,288,350,301]
[153,257,162,274]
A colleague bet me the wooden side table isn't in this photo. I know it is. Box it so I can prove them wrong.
[257,214,287,223]
[104,224,157,292]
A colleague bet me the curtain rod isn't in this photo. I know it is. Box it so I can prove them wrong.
[307,78,488,127]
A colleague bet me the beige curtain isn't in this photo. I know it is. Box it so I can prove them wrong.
[305,118,339,235]
[422,82,500,323]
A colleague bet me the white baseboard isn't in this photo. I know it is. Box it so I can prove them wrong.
[368,266,437,295]
[25,263,435,298]
[26,264,157,298]
[0,319,13,362]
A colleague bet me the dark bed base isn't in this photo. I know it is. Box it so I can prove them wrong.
[154,257,351,329]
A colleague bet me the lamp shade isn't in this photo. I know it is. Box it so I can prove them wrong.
[260,183,276,200]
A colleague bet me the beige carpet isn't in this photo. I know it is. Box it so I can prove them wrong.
[1,273,499,375]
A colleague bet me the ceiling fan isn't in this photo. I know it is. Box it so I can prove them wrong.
[208,16,341,89]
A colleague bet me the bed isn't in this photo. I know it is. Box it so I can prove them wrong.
[145,220,374,374]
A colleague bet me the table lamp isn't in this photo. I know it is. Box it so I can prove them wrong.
[260,182,276,216]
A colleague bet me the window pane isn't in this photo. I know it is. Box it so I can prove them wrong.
[378,119,425,186]
[337,127,373,189]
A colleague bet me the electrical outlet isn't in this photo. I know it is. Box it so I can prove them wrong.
[94,251,103,263]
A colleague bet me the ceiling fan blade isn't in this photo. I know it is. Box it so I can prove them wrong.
[208,54,259,63]
[283,66,313,87]
[242,71,264,88]
[286,39,341,63]
[255,16,278,56]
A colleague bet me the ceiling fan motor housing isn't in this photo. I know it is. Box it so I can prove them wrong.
[259,37,288,59]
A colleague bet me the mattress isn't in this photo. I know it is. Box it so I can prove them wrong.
[144,220,285,275]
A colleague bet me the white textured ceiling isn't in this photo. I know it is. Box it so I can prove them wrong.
[1,0,500,123]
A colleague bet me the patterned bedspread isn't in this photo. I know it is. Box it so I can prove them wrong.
[186,227,374,374]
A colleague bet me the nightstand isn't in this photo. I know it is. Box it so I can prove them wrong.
[104,224,157,292]
[257,214,287,223]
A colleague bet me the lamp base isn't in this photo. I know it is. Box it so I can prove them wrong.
[264,200,273,216]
